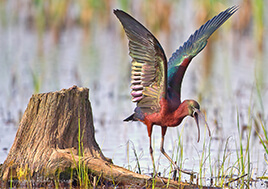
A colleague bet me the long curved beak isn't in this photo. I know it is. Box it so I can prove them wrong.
[193,111,200,142]
[193,109,211,143]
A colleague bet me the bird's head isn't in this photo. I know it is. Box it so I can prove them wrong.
[187,100,211,142]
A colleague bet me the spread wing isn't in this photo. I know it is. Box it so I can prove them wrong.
[114,10,167,117]
[167,6,238,97]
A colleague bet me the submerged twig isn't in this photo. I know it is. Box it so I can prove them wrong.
[224,173,248,186]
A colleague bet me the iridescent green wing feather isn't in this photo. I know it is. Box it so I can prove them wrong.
[168,6,238,97]
[114,10,167,115]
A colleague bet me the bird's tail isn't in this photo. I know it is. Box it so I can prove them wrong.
[123,113,136,121]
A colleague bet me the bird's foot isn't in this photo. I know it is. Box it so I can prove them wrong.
[172,167,197,182]
[147,172,165,185]
[149,171,160,178]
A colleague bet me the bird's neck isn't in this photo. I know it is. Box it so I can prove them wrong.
[155,98,190,127]
[158,99,191,126]
[173,101,191,121]
[167,87,181,112]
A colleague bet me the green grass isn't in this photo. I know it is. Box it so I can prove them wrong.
[197,128,210,187]
[122,109,265,188]
[132,142,142,174]
[256,113,268,165]
[217,137,231,186]
[76,113,91,187]
[143,106,264,188]
[1,0,267,187]
[175,125,184,181]
[68,113,92,188]
[236,109,245,177]
[10,167,12,188]
[126,140,142,174]
[254,59,268,168]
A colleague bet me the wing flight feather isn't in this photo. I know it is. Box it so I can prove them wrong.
[168,6,238,96]
[114,9,168,116]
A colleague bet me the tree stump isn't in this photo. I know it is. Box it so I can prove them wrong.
[0,86,212,188]
[1,86,108,178]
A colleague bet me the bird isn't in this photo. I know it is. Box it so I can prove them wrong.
[114,6,238,175]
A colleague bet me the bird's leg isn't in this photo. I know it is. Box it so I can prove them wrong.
[149,134,157,177]
[160,126,195,177]
[160,126,177,167]
[146,124,157,176]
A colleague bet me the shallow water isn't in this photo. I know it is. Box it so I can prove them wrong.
[0,0,268,186]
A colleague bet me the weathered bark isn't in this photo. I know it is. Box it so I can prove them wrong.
[0,86,214,188]
[1,86,108,177]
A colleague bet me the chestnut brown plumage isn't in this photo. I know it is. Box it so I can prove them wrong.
[114,6,238,175]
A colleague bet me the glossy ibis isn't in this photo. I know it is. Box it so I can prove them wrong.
[114,6,238,175]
